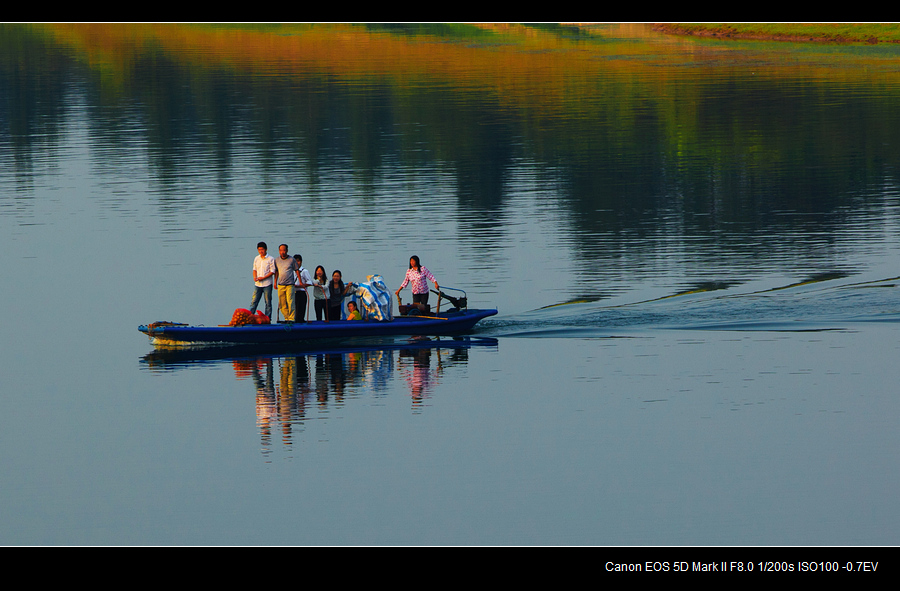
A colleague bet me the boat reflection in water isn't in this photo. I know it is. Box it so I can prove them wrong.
[141,336,498,458]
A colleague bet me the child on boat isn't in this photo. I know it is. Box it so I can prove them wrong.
[346,301,362,321]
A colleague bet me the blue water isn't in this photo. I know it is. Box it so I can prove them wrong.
[1,24,899,545]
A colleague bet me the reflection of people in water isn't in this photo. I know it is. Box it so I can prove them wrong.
[398,346,444,407]
[316,353,348,404]
[225,343,480,455]
[241,358,276,457]
[235,356,314,457]
[278,356,312,445]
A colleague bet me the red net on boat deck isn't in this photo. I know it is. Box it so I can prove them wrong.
[230,309,271,326]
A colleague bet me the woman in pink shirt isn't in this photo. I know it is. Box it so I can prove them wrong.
[395,255,439,309]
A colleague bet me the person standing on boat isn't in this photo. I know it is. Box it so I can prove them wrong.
[395,255,439,309]
[328,270,354,321]
[274,244,300,322]
[250,241,276,320]
[311,265,329,321]
[293,254,313,323]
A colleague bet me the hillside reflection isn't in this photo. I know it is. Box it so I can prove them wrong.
[5,23,900,308]
[5,23,900,255]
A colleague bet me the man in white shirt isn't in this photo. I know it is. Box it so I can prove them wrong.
[250,241,276,319]
[293,254,313,322]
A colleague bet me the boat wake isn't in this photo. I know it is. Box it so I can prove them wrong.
[476,273,900,338]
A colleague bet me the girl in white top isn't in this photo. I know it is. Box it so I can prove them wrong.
[311,265,329,321]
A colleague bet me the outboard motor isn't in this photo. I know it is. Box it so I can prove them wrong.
[431,288,467,312]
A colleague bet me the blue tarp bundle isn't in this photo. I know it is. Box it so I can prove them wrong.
[347,275,393,321]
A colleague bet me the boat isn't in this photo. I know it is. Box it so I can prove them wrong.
[139,308,497,348]
[139,286,497,349]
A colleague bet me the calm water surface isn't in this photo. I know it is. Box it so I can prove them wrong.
[1,24,899,545]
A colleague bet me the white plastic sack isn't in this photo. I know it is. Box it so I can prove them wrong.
[348,274,394,321]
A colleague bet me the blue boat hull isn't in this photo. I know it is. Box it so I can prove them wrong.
[139,308,498,348]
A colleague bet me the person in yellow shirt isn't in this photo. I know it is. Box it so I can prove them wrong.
[346,301,362,321]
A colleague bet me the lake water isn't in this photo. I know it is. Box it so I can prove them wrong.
[1,23,899,546]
